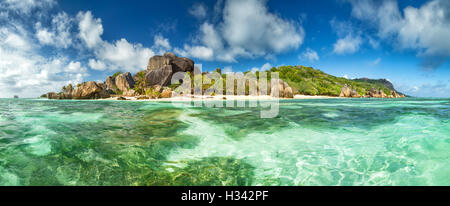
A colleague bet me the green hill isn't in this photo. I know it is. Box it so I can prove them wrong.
[269,65,401,97]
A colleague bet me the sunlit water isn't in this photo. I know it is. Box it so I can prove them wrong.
[0,98,449,186]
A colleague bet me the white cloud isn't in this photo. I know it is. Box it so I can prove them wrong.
[88,59,106,71]
[66,61,87,73]
[0,41,87,98]
[251,62,272,73]
[152,34,171,54]
[200,23,223,51]
[330,19,362,55]
[0,27,31,51]
[76,11,156,72]
[371,58,381,66]
[35,12,73,48]
[347,0,450,68]
[0,4,160,97]
[299,48,319,62]
[176,0,305,62]
[77,11,104,49]
[0,0,56,14]
[333,35,362,54]
[36,28,53,44]
[0,4,88,98]
[153,34,171,50]
[343,74,349,79]
[189,3,207,19]
[175,45,214,61]
[221,0,303,56]
[95,38,154,73]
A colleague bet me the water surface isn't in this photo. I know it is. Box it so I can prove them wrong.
[0,98,449,185]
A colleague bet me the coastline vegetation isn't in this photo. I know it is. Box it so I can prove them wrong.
[157,65,398,97]
[269,66,393,96]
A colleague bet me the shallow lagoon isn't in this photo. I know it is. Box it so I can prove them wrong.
[0,98,449,186]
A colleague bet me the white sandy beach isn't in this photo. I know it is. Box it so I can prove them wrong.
[102,94,340,101]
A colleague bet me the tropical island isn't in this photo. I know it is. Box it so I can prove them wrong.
[43,52,405,100]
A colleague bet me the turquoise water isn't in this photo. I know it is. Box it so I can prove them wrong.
[0,98,449,186]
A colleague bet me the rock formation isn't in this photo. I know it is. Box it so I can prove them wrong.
[284,87,294,98]
[145,65,174,87]
[115,72,135,92]
[71,81,110,99]
[380,90,387,98]
[61,84,74,99]
[270,79,294,98]
[368,88,380,98]
[47,92,60,99]
[271,81,284,97]
[47,82,110,99]
[339,85,352,97]
[172,57,194,73]
[45,53,405,100]
[147,52,175,71]
[144,52,194,87]
[350,90,360,98]
[160,87,173,98]
[105,76,116,90]
[123,90,137,97]
[391,90,405,98]
[339,85,362,98]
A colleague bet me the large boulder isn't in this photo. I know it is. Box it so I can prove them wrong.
[160,87,172,98]
[350,90,361,98]
[339,85,352,97]
[281,80,289,90]
[147,53,176,71]
[115,72,135,92]
[145,65,174,86]
[145,53,195,87]
[123,89,137,97]
[171,57,194,73]
[105,76,116,90]
[271,81,285,97]
[391,91,405,98]
[380,90,387,98]
[72,81,110,99]
[47,92,61,99]
[284,87,294,98]
[368,88,381,98]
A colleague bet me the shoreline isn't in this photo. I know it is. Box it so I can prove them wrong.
[99,94,342,102]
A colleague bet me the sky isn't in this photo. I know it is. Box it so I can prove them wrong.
[0,0,449,98]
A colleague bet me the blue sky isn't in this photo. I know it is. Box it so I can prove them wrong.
[0,0,449,98]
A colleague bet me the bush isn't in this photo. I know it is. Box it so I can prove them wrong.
[133,71,147,95]
[112,71,123,78]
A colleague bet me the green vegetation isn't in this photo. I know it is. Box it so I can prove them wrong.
[112,71,123,78]
[133,70,147,95]
[145,88,161,98]
[270,66,393,96]
[129,65,395,97]
[61,84,73,93]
